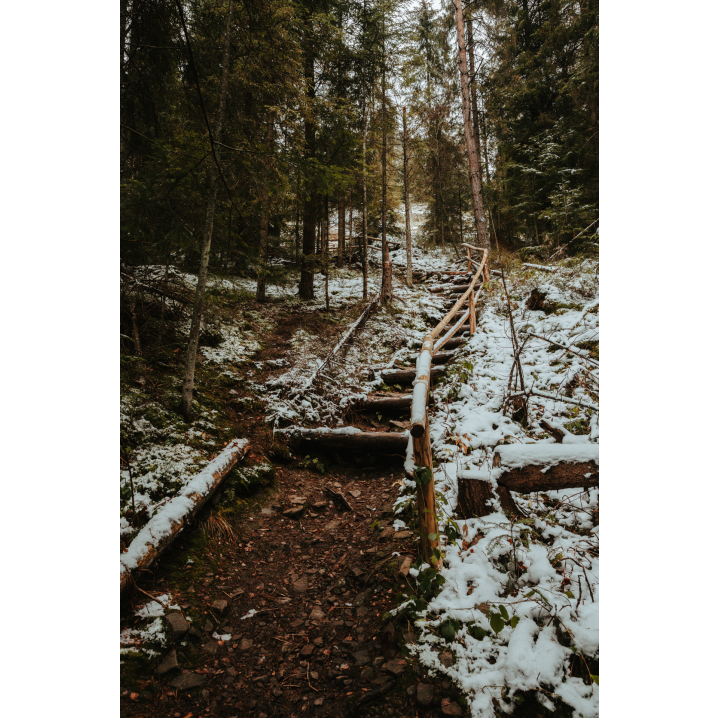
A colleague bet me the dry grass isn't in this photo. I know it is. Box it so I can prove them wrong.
[201,512,235,541]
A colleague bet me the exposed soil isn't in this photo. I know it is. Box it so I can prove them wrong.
[120,294,469,718]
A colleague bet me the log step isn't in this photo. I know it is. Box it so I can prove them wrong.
[440,336,466,350]
[381,365,447,385]
[406,350,455,365]
[291,428,409,455]
[354,394,412,413]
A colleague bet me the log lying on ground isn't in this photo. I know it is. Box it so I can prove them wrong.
[290,427,409,455]
[457,444,598,518]
[381,365,447,385]
[354,394,413,413]
[523,262,558,273]
[406,350,455,365]
[120,438,249,593]
[440,336,466,350]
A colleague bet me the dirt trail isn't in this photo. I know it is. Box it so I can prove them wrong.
[121,295,468,718]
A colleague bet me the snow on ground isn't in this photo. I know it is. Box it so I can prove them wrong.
[393,258,599,718]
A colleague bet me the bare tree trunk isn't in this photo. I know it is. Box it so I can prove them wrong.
[402,107,413,288]
[257,113,276,302]
[362,66,368,300]
[466,15,484,184]
[324,195,330,311]
[453,0,490,251]
[337,194,345,268]
[380,59,392,305]
[180,0,234,421]
[299,29,316,300]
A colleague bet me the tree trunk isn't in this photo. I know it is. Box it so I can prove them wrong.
[453,0,490,252]
[362,66,368,301]
[324,195,330,311]
[338,194,345,268]
[257,113,276,302]
[466,15,484,184]
[299,30,317,300]
[180,0,233,421]
[402,107,413,288]
[380,60,392,305]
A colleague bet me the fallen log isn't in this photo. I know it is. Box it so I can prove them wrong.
[354,394,413,413]
[456,444,598,518]
[406,350,455,365]
[120,438,249,593]
[440,336,466,350]
[523,263,558,273]
[290,427,409,455]
[381,365,447,385]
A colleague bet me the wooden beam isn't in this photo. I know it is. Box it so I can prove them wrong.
[292,428,409,454]
[382,365,447,385]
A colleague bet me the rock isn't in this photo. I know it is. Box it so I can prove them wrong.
[325,519,341,531]
[292,575,309,593]
[314,698,324,706]
[360,667,374,681]
[211,599,228,615]
[300,645,315,656]
[202,640,219,655]
[394,530,413,540]
[261,507,275,516]
[271,687,283,698]
[372,656,385,668]
[165,613,190,637]
[383,658,407,676]
[188,626,202,640]
[417,683,434,707]
[247,699,258,708]
[406,685,417,696]
[157,649,179,675]
[357,607,369,618]
[227,667,237,676]
[283,506,305,519]
[281,643,292,653]
[353,650,371,667]
[348,490,361,498]
[353,590,371,607]
[441,698,462,715]
[203,620,214,633]
[313,500,328,510]
[169,672,206,690]
[397,556,412,578]
[259,713,268,718]
[313,637,324,646]
[438,651,454,668]
[290,495,307,504]
[309,606,325,620]
[379,527,394,540]
[310,671,319,680]
[240,638,253,650]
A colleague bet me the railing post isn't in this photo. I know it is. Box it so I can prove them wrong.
[467,246,472,274]
[413,409,441,568]
[469,291,476,335]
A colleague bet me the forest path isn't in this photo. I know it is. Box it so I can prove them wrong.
[121,272,471,718]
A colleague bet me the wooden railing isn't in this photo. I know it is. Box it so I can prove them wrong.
[409,246,489,568]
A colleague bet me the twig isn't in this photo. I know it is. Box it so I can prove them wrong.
[508,388,598,412]
[521,331,599,366]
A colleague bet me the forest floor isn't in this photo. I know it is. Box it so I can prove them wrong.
[120,240,599,718]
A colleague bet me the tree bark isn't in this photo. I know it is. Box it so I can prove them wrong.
[362,64,368,300]
[338,194,345,268]
[299,23,317,300]
[180,0,233,421]
[380,58,392,304]
[466,14,484,184]
[453,0,490,251]
[402,107,413,288]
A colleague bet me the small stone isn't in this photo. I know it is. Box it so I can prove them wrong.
[261,507,275,516]
[372,656,385,668]
[293,575,309,593]
[314,698,324,706]
[406,685,417,697]
[169,672,207,690]
[240,638,253,650]
[313,500,328,510]
[441,698,462,716]
[259,713,268,718]
[202,640,219,655]
[300,644,315,656]
[188,626,202,640]
[313,637,324,646]
[353,650,371,667]
[309,606,325,620]
[310,671,319,680]
[283,506,305,519]
[157,649,179,675]
[247,699,257,709]
[438,651,454,668]
[383,658,407,676]
[357,607,369,618]
[379,528,394,540]
[165,613,190,637]
[348,490,361,498]
[360,667,373,681]
[271,687,283,698]
[203,620,214,633]
[290,495,307,504]
[417,683,434,707]
[211,599,228,615]
[227,667,237,676]
[394,530,413,539]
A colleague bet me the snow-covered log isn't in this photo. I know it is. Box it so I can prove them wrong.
[354,394,414,413]
[522,262,558,273]
[120,438,249,593]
